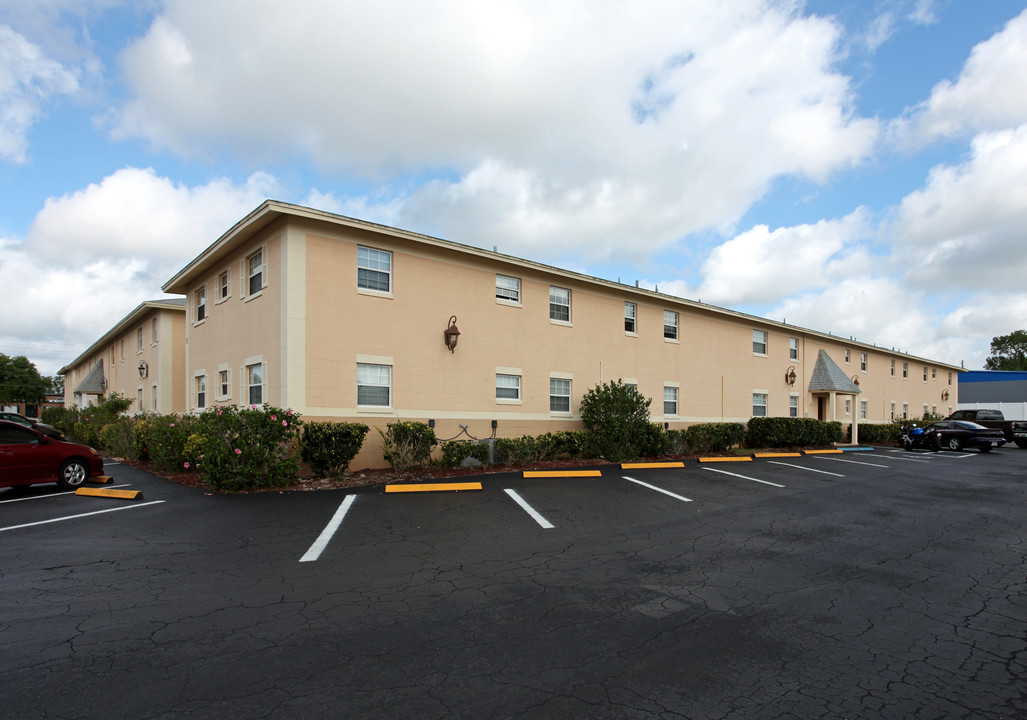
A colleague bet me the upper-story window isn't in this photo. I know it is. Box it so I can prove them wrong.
[137,327,144,351]
[789,337,798,361]
[550,286,570,322]
[151,318,158,344]
[923,365,928,382]
[495,275,520,303]
[195,286,206,322]
[247,250,263,296]
[753,329,768,355]
[845,349,851,364]
[357,246,391,292]
[891,359,895,377]
[624,302,637,334]
[860,352,868,372]
[218,270,230,300]
[903,362,908,379]
[664,311,678,340]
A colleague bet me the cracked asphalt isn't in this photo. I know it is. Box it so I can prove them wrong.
[1,447,1025,719]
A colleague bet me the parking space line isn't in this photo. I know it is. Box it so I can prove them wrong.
[300,494,357,562]
[701,466,785,487]
[504,489,555,529]
[0,501,166,533]
[0,483,134,504]
[813,456,889,468]
[767,461,844,477]
[623,476,693,502]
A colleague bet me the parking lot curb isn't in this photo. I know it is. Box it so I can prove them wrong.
[803,449,843,455]
[87,476,114,484]
[523,470,603,478]
[621,462,685,469]
[840,446,876,452]
[753,452,802,458]
[385,482,482,493]
[75,488,143,501]
[698,456,753,463]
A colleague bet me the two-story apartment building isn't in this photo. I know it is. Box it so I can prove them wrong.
[158,200,960,468]
[60,299,186,413]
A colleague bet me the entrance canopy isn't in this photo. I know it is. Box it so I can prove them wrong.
[809,349,861,395]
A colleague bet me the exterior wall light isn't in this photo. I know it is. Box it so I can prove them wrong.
[941,390,949,401]
[851,375,860,386]
[444,315,461,353]
[785,366,797,385]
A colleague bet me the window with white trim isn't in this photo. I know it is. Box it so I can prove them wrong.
[789,337,798,361]
[891,359,895,377]
[357,363,391,407]
[219,369,230,399]
[663,386,678,416]
[923,404,928,416]
[152,384,157,411]
[624,302,636,333]
[550,286,570,322]
[496,374,520,401]
[923,365,928,382]
[137,387,143,410]
[195,286,206,322]
[860,352,868,372]
[891,402,896,420]
[247,249,263,296]
[902,402,908,419]
[218,270,230,301]
[195,375,206,409]
[861,400,868,420]
[151,318,158,345]
[789,395,798,418]
[753,393,768,417]
[845,398,851,415]
[550,377,571,413]
[357,246,391,292]
[137,327,144,352]
[753,329,768,355]
[495,275,520,303]
[664,311,678,340]
[246,363,263,406]
[845,349,850,364]
[902,362,908,379]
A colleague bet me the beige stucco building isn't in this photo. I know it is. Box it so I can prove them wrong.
[60,299,186,414]
[154,200,960,469]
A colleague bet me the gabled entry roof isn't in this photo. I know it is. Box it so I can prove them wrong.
[809,349,861,394]
[73,361,106,395]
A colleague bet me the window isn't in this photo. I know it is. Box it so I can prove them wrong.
[789,395,798,418]
[923,404,928,416]
[152,384,157,411]
[550,286,570,322]
[932,405,937,415]
[931,368,936,379]
[902,402,908,420]
[120,339,125,361]
[496,374,520,401]
[948,372,952,386]
[151,318,158,344]
[860,400,867,420]
[663,386,678,416]
[248,250,263,296]
[550,378,571,413]
[845,349,851,364]
[845,398,851,415]
[195,286,206,322]
[923,365,928,382]
[902,362,908,379]
[218,270,230,301]
[219,369,230,398]
[891,359,895,377]
[137,388,143,410]
[664,311,678,340]
[137,327,144,352]
[789,337,798,361]
[357,363,391,407]
[357,246,391,292]
[495,275,520,303]
[109,345,114,366]
[890,402,896,420]
[195,375,206,409]
[246,363,263,406]
[753,329,768,355]
[860,353,867,372]
[624,302,636,333]
[753,393,768,417]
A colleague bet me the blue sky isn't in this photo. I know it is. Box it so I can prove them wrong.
[1,0,1026,377]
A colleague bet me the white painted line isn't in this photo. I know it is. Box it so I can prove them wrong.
[700,467,784,488]
[624,476,694,501]
[504,489,555,529]
[0,501,166,533]
[881,453,933,463]
[300,494,357,562]
[0,483,134,504]
[767,461,844,477]
[814,456,889,468]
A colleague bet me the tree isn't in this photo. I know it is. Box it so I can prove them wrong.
[0,354,50,404]
[984,330,1027,371]
[48,375,65,396]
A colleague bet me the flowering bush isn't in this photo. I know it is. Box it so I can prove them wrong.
[134,413,200,472]
[193,404,303,492]
[98,418,136,458]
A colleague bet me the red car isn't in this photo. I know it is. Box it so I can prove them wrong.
[0,420,106,489]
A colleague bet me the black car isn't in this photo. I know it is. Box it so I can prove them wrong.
[0,411,64,440]
[925,420,1006,452]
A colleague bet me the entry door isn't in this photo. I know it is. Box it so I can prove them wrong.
[817,396,826,421]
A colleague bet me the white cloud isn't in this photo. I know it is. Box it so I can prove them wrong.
[894,8,1027,146]
[112,1,878,264]
[0,24,80,163]
[0,168,279,375]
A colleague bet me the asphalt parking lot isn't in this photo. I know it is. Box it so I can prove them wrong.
[2,446,1025,719]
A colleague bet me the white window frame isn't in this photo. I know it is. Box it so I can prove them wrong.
[845,349,851,364]
[217,270,230,302]
[549,375,572,414]
[624,302,637,335]
[152,383,158,412]
[194,372,207,410]
[923,365,928,382]
[664,311,678,341]
[357,362,392,408]
[753,392,768,417]
[246,249,264,298]
[753,329,768,356]
[789,394,799,418]
[218,367,231,400]
[496,372,521,403]
[860,352,868,372]
[903,362,908,379]
[891,359,895,377]
[495,275,521,305]
[860,400,868,420]
[789,337,798,361]
[357,246,392,295]
[845,398,851,415]
[151,318,158,345]
[663,386,678,416]
[194,286,207,323]
[549,286,571,324]
[245,362,264,406]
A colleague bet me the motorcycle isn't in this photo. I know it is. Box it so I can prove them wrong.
[899,423,941,452]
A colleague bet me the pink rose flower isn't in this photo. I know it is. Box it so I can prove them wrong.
[183,462,190,469]
[234,448,242,454]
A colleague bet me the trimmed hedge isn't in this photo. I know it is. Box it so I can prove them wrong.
[440,440,492,468]
[379,421,437,470]
[744,417,843,448]
[301,421,370,478]
[682,423,746,454]
[849,422,902,444]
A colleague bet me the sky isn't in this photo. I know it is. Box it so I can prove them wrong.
[1,0,1026,378]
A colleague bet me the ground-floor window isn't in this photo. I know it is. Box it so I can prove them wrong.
[496,374,520,401]
[663,386,678,415]
[195,375,206,409]
[357,363,391,407]
[247,364,263,406]
[860,400,867,420]
[789,395,798,418]
[550,378,571,413]
[752,393,767,417]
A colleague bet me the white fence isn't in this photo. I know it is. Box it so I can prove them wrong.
[957,402,1027,421]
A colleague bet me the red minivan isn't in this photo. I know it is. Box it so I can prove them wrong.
[0,420,106,489]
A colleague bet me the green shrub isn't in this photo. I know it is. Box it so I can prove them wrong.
[41,406,79,436]
[634,423,675,458]
[98,418,136,459]
[579,380,653,462]
[73,393,134,447]
[379,421,437,470]
[744,417,843,448]
[439,440,492,468]
[849,422,901,444]
[194,405,303,492]
[134,413,199,472]
[682,423,746,454]
[301,421,370,477]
